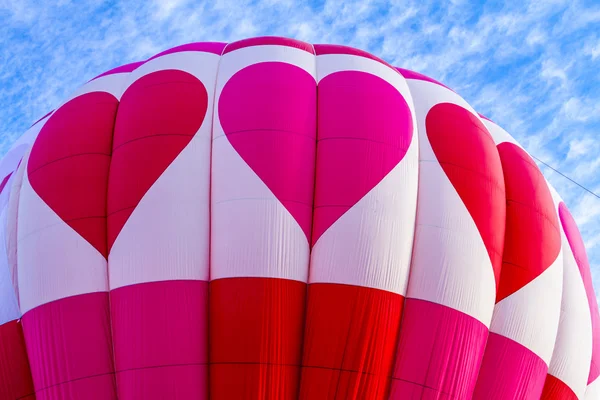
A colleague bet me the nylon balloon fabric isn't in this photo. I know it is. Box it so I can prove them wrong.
[0,37,598,400]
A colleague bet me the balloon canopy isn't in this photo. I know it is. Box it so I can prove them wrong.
[0,37,598,400]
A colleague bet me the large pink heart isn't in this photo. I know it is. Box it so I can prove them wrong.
[107,70,208,251]
[425,103,507,290]
[219,62,317,241]
[311,71,413,246]
[28,92,119,258]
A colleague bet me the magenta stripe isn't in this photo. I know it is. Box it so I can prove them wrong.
[110,280,208,399]
[390,299,488,399]
[473,332,548,399]
[21,292,117,399]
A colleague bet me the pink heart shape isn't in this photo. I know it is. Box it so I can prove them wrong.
[311,71,413,245]
[425,103,507,291]
[107,70,208,251]
[219,62,317,241]
[28,92,119,258]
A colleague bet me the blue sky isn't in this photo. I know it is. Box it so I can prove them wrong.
[1,0,599,298]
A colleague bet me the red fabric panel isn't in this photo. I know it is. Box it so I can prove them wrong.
[389,298,488,399]
[21,293,117,399]
[209,277,306,399]
[28,92,118,258]
[541,374,578,400]
[0,320,35,400]
[299,284,403,400]
[108,69,207,251]
[495,142,561,302]
[473,333,548,400]
[426,103,506,286]
[110,280,208,399]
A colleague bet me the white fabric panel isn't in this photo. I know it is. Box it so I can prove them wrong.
[211,44,316,282]
[549,226,593,399]
[490,253,563,365]
[17,166,109,314]
[316,54,413,101]
[483,118,524,149]
[404,78,496,326]
[63,72,129,104]
[586,377,600,400]
[0,203,20,324]
[108,51,218,289]
[5,149,30,313]
[1,117,49,320]
[545,180,592,398]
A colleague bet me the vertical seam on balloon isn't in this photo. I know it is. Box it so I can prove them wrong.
[296,42,317,400]
[393,79,420,389]
[105,67,143,400]
[206,41,228,398]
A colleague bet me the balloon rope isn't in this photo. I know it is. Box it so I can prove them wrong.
[532,155,600,200]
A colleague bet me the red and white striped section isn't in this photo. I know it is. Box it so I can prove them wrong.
[539,184,592,400]
[0,128,39,400]
[474,117,563,399]
[210,37,317,399]
[107,43,224,399]
[17,66,136,399]
[390,69,506,399]
[297,47,417,400]
[557,203,600,400]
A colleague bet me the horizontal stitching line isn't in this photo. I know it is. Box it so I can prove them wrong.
[28,152,111,175]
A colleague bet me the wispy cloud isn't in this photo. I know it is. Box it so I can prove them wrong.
[1,0,599,297]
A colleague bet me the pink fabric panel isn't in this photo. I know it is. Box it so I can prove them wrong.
[559,203,600,385]
[0,320,35,400]
[21,293,117,399]
[473,333,548,400]
[389,299,488,399]
[111,280,208,399]
[223,36,313,54]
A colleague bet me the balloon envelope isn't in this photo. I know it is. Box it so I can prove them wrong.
[0,37,598,400]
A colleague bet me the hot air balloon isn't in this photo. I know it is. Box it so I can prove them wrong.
[0,36,598,400]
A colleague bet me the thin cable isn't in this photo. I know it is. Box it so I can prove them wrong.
[531,155,600,200]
